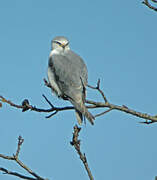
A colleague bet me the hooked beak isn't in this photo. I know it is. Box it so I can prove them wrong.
[60,42,69,48]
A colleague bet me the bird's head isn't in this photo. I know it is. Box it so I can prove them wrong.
[51,36,70,51]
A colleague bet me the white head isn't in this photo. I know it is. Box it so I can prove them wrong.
[51,36,70,51]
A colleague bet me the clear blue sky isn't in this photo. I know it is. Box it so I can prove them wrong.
[0,0,157,180]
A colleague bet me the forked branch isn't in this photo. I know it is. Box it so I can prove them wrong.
[70,125,94,180]
[0,79,157,124]
[0,136,47,180]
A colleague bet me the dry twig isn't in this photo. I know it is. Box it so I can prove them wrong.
[1,79,157,124]
[70,125,94,180]
[142,0,157,11]
[0,136,47,180]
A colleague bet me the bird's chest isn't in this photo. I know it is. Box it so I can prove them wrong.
[47,67,62,97]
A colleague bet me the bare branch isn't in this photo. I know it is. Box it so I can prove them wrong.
[0,167,37,180]
[0,95,74,115]
[1,79,157,124]
[15,136,24,158]
[70,125,94,180]
[142,0,157,11]
[0,136,47,180]
[87,79,108,103]
[86,99,157,123]
[94,108,113,118]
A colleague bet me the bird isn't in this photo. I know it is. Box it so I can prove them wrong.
[47,36,94,125]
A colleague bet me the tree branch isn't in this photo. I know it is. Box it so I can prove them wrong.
[142,0,157,11]
[70,125,94,180]
[0,136,47,180]
[0,167,37,180]
[1,79,157,124]
[87,78,108,103]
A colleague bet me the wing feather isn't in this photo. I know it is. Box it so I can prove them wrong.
[48,50,87,100]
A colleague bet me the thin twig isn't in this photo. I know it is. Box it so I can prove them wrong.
[42,94,54,108]
[94,108,113,118]
[46,111,58,118]
[0,136,47,180]
[142,0,157,11]
[86,99,157,123]
[1,79,157,124]
[0,167,37,180]
[70,125,94,180]
[0,95,74,114]
[15,136,24,158]
[87,79,108,103]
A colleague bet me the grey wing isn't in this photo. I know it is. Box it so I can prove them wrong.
[48,51,94,125]
[48,52,87,100]
[65,50,88,87]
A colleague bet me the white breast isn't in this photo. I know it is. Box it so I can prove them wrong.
[47,66,62,97]
[49,49,61,58]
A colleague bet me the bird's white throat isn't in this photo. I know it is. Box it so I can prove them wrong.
[49,49,60,57]
[49,48,70,58]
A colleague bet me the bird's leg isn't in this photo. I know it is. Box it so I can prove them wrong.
[43,78,51,88]
[61,95,69,101]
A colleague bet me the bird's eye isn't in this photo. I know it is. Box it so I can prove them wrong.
[56,41,62,46]
[53,40,62,46]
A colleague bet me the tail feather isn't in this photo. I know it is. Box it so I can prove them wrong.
[71,99,95,125]
[75,110,83,125]
[84,107,95,125]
